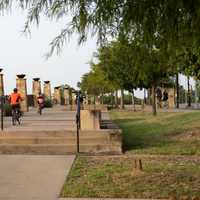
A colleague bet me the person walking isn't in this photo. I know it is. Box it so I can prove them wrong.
[156,87,162,108]
[163,89,168,109]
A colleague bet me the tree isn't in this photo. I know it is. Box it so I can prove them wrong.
[95,37,175,115]
[1,1,200,58]
[97,40,138,109]
[134,44,173,115]
[80,63,114,104]
[1,0,199,113]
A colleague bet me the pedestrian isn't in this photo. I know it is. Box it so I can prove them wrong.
[156,87,162,108]
[163,89,168,109]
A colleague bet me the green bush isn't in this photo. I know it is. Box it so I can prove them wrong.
[44,99,53,108]
[3,104,12,116]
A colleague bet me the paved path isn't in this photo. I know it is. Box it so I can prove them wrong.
[0,155,75,200]
[3,106,77,132]
[2,106,109,133]
[125,104,200,112]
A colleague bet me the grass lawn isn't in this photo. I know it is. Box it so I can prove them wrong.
[61,111,200,199]
[111,111,200,155]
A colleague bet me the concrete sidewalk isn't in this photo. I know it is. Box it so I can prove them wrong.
[0,155,75,200]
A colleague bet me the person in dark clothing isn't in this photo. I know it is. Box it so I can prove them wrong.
[156,88,162,108]
[163,89,168,108]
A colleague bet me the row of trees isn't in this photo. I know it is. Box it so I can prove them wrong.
[1,1,200,114]
[80,36,199,115]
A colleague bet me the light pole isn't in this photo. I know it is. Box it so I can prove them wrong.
[75,90,81,154]
[0,68,4,131]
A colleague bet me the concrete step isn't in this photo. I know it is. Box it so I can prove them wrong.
[0,130,114,137]
[0,144,121,155]
[0,136,110,144]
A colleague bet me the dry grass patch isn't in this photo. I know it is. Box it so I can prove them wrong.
[170,129,200,141]
[62,111,200,198]
[61,155,200,199]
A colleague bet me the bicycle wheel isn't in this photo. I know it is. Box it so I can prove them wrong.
[16,112,21,125]
[12,110,16,125]
[39,104,42,115]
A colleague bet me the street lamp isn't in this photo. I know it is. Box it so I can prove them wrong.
[75,90,81,154]
[0,68,4,131]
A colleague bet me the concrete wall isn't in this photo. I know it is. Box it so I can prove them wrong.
[16,76,28,112]
[80,110,101,130]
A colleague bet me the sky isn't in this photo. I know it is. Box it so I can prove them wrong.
[0,8,196,98]
[0,8,97,95]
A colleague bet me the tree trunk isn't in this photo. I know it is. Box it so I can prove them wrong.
[142,88,146,111]
[148,88,152,105]
[100,93,104,104]
[111,92,114,108]
[132,89,136,111]
[120,89,125,109]
[176,73,179,108]
[94,95,96,110]
[152,85,157,116]
[187,76,191,107]
[115,90,118,108]
[144,89,147,104]
[195,80,198,108]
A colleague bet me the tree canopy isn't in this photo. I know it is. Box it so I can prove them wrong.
[80,62,114,96]
[1,0,200,56]
[1,0,199,114]
[82,36,175,114]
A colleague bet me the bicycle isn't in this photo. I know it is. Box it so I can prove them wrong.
[38,104,42,115]
[38,103,44,115]
[12,107,22,125]
[37,95,44,115]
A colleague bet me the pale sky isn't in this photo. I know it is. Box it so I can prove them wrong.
[0,8,195,98]
[0,8,97,95]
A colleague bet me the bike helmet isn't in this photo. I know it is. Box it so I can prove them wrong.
[13,88,18,93]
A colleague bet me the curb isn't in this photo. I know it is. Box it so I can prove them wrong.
[59,198,168,200]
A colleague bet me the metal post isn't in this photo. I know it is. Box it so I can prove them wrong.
[1,96,4,131]
[76,91,81,153]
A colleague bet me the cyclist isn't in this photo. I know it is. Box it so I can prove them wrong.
[37,93,44,115]
[8,88,23,124]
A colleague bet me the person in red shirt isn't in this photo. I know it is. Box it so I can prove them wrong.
[9,88,23,115]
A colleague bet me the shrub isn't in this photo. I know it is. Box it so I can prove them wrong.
[44,98,53,108]
[3,104,12,116]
